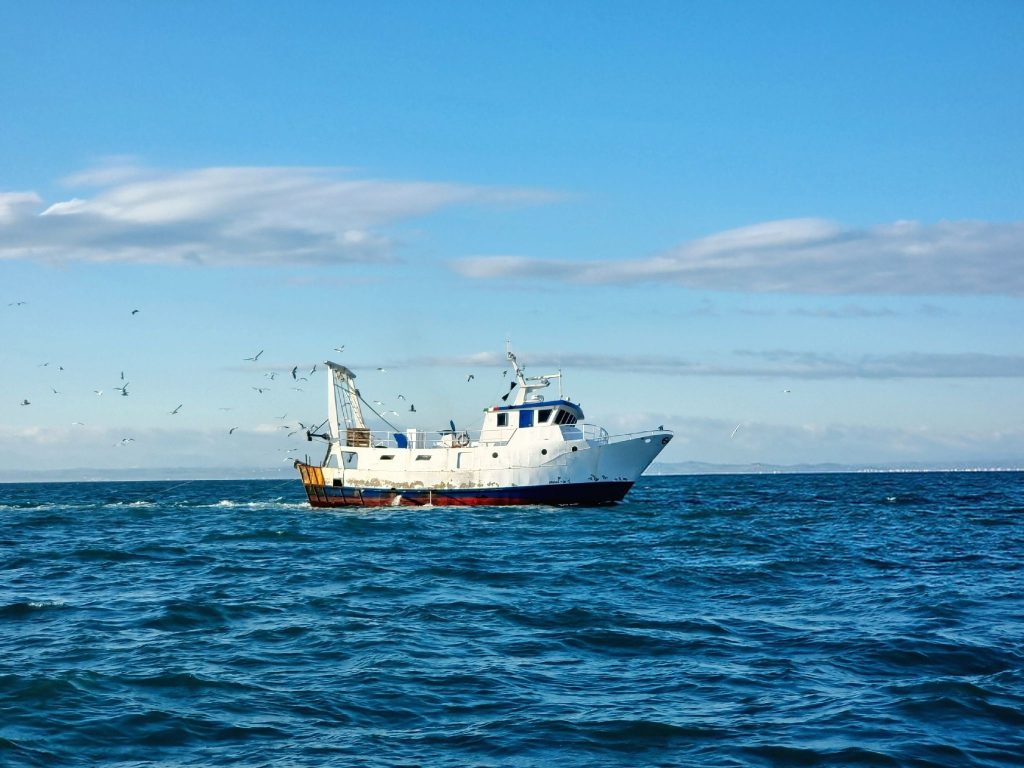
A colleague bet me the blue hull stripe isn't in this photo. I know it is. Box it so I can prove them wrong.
[304,481,634,507]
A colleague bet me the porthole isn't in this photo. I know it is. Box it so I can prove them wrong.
[571,446,578,452]
[541,449,548,455]
[492,452,498,458]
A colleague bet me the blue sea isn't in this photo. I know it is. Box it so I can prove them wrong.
[2,472,1022,767]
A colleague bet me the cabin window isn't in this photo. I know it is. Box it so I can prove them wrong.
[415,454,431,461]
[342,451,358,468]
[380,455,395,461]
[496,412,508,427]
[519,410,534,428]
[538,409,552,424]
[554,409,577,425]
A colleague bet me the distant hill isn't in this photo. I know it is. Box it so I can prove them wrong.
[646,461,1024,475]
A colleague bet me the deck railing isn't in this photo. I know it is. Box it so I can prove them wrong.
[336,423,662,449]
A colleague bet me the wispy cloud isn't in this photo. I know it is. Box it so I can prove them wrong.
[0,161,557,266]
[403,350,1024,379]
[453,218,1024,296]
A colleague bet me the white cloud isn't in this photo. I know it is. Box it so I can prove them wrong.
[0,162,557,266]
[453,218,1024,296]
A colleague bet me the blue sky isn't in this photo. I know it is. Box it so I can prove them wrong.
[2,1,1023,475]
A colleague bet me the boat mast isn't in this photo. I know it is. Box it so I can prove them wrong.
[325,361,366,439]
[506,345,551,406]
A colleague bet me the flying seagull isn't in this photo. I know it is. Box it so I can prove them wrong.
[115,383,129,397]
[291,366,298,379]
[244,350,264,362]
[8,301,26,306]
[116,437,135,446]
[409,404,416,412]
[377,367,387,373]
[730,423,743,439]
[252,387,269,394]
[228,427,238,435]
[309,364,317,375]
[20,399,30,406]
[334,345,345,353]
[466,374,474,382]
[131,309,139,315]
[170,404,183,414]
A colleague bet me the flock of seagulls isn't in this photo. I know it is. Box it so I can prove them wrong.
[9,307,694,453]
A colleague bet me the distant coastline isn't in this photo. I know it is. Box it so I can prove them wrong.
[1,462,1022,484]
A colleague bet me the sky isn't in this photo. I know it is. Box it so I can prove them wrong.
[2,1,1023,477]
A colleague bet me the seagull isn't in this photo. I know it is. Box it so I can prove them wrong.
[228,427,238,435]
[131,309,139,315]
[309,364,317,375]
[170,404,183,414]
[264,372,277,380]
[93,389,103,396]
[71,421,85,426]
[38,362,49,367]
[730,423,743,439]
[783,389,791,394]
[20,399,30,406]
[373,400,385,406]
[120,371,125,380]
[252,387,269,394]
[291,366,298,379]
[51,387,60,395]
[396,393,406,400]
[334,345,345,353]
[276,413,288,419]
[244,350,264,362]
[377,367,387,373]
[658,425,665,431]
[116,437,135,446]
[502,370,508,377]
[466,374,474,382]
[409,404,416,412]
[8,301,26,306]
[115,383,129,397]
[290,387,304,392]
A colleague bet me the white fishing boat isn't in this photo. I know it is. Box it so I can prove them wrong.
[294,347,672,507]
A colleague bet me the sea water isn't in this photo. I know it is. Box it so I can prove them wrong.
[2,472,1022,767]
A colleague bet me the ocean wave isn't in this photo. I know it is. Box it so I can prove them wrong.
[2,473,1022,767]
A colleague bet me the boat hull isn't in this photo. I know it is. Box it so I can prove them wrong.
[295,470,633,508]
